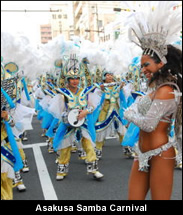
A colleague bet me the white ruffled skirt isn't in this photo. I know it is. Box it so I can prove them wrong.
[96,120,126,142]
[57,127,95,150]
[10,103,35,138]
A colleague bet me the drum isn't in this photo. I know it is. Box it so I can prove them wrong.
[67,109,85,127]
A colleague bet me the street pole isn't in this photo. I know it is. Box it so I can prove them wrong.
[103,27,105,42]
[96,4,100,43]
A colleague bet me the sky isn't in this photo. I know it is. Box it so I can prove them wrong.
[1,1,70,46]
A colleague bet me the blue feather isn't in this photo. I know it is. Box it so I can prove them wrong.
[4,121,23,172]
[86,114,96,143]
[46,118,59,138]
[21,77,31,101]
[121,122,140,147]
[53,122,68,151]
[41,111,54,129]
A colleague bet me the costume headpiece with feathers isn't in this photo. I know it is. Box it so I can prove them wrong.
[126,1,182,64]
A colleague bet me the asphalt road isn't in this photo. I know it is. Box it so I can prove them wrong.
[13,116,182,200]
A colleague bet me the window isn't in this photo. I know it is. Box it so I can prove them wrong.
[63,14,67,19]
[98,20,103,28]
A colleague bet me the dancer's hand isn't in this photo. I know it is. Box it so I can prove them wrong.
[100,84,105,91]
[120,82,125,89]
[1,111,9,121]
[78,109,88,120]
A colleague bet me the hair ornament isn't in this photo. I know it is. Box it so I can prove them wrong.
[126,2,182,64]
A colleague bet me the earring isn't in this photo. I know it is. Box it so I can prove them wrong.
[174,74,178,80]
[158,69,162,74]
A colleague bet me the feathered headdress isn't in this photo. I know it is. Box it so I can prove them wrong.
[126,1,182,64]
[58,54,83,81]
[65,54,81,79]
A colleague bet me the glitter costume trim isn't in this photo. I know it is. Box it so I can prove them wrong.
[134,140,177,172]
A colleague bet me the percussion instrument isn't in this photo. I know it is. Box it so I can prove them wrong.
[1,77,17,110]
[103,82,122,87]
[67,109,85,127]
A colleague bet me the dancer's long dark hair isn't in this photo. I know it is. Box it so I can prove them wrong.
[143,45,182,136]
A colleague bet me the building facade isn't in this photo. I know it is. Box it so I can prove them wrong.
[50,3,74,41]
[73,1,121,43]
[40,24,52,44]
[40,2,74,44]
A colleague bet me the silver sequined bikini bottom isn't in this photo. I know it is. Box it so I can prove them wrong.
[134,140,177,172]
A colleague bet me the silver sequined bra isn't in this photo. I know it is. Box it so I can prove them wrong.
[124,96,178,172]
[124,82,181,131]
[124,95,178,132]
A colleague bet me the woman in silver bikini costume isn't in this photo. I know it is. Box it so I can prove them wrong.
[124,2,182,200]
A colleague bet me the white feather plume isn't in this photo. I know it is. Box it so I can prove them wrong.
[125,1,182,48]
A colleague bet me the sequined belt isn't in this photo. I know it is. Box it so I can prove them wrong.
[135,140,177,172]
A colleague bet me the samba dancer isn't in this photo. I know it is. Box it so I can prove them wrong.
[93,70,128,159]
[1,62,32,192]
[41,76,58,153]
[123,1,182,200]
[1,75,24,199]
[13,76,35,175]
[1,110,16,199]
[49,56,104,180]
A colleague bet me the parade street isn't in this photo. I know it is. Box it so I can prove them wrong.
[13,116,182,200]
